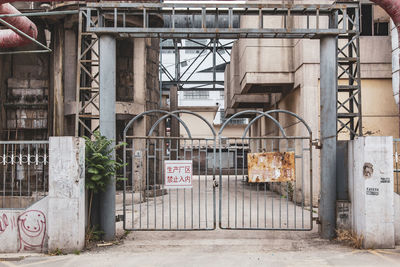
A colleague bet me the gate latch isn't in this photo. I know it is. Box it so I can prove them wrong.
[213,180,219,188]
[312,139,322,149]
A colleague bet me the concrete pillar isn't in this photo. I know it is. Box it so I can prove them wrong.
[99,35,116,241]
[349,136,395,248]
[319,36,337,239]
[48,137,85,252]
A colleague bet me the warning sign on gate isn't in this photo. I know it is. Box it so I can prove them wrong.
[247,152,295,183]
[164,160,193,189]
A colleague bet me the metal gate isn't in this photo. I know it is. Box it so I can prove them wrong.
[123,110,217,231]
[218,110,313,231]
[123,110,313,231]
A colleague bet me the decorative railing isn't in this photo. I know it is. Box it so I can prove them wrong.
[0,141,49,209]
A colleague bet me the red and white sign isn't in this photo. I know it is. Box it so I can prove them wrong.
[164,160,193,189]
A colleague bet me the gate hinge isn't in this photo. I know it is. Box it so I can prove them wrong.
[116,214,125,222]
[312,139,322,149]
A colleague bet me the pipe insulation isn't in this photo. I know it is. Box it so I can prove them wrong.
[0,3,37,48]
[0,1,122,48]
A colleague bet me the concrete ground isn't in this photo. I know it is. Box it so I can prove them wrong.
[1,230,400,267]
[119,176,313,231]
[1,179,399,267]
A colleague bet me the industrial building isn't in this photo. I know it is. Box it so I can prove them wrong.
[0,0,399,254]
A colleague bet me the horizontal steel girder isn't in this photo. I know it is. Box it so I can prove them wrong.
[83,2,359,39]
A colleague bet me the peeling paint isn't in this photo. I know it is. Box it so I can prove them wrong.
[247,152,295,183]
[363,163,374,178]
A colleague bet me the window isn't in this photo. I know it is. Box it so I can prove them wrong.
[361,4,389,36]
[220,91,225,99]
[219,109,247,125]
[374,21,389,36]
[183,90,209,99]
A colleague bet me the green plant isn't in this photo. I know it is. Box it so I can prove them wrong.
[86,225,105,245]
[73,250,81,255]
[50,248,64,256]
[84,131,126,236]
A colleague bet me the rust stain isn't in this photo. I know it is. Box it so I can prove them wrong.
[247,152,295,183]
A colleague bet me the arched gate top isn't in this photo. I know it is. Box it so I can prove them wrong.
[123,110,193,139]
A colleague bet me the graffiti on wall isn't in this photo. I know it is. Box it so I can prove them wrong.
[0,214,9,233]
[0,210,46,252]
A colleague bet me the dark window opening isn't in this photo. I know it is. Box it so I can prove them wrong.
[374,22,389,36]
[116,39,134,102]
[361,4,389,36]
[361,4,373,36]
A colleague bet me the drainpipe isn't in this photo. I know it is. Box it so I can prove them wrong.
[370,0,400,134]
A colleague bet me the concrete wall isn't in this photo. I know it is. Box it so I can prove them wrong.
[0,137,85,253]
[361,79,399,138]
[0,198,48,253]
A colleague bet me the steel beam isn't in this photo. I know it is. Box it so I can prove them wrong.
[83,2,358,39]
[99,34,116,241]
[319,35,338,239]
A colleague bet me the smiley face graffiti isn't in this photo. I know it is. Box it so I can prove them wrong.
[17,210,46,251]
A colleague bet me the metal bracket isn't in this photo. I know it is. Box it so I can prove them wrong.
[312,139,322,149]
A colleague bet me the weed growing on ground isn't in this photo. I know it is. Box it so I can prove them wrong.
[49,248,65,256]
[335,229,364,249]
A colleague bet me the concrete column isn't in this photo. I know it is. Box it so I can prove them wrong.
[48,137,85,252]
[319,35,337,239]
[349,136,395,248]
[99,35,116,241]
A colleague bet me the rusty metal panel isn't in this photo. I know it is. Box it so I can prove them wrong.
[247,152,295,183]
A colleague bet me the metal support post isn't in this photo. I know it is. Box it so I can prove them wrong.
[99,34,116,241]
[319,35,337,239]
[213,38,216,91]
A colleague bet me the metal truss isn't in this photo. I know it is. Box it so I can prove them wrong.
[76,1,362,139]
[75,11,100,137]
[336,3,362,139]
[82,2,357,39]
[160,38,231,94]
